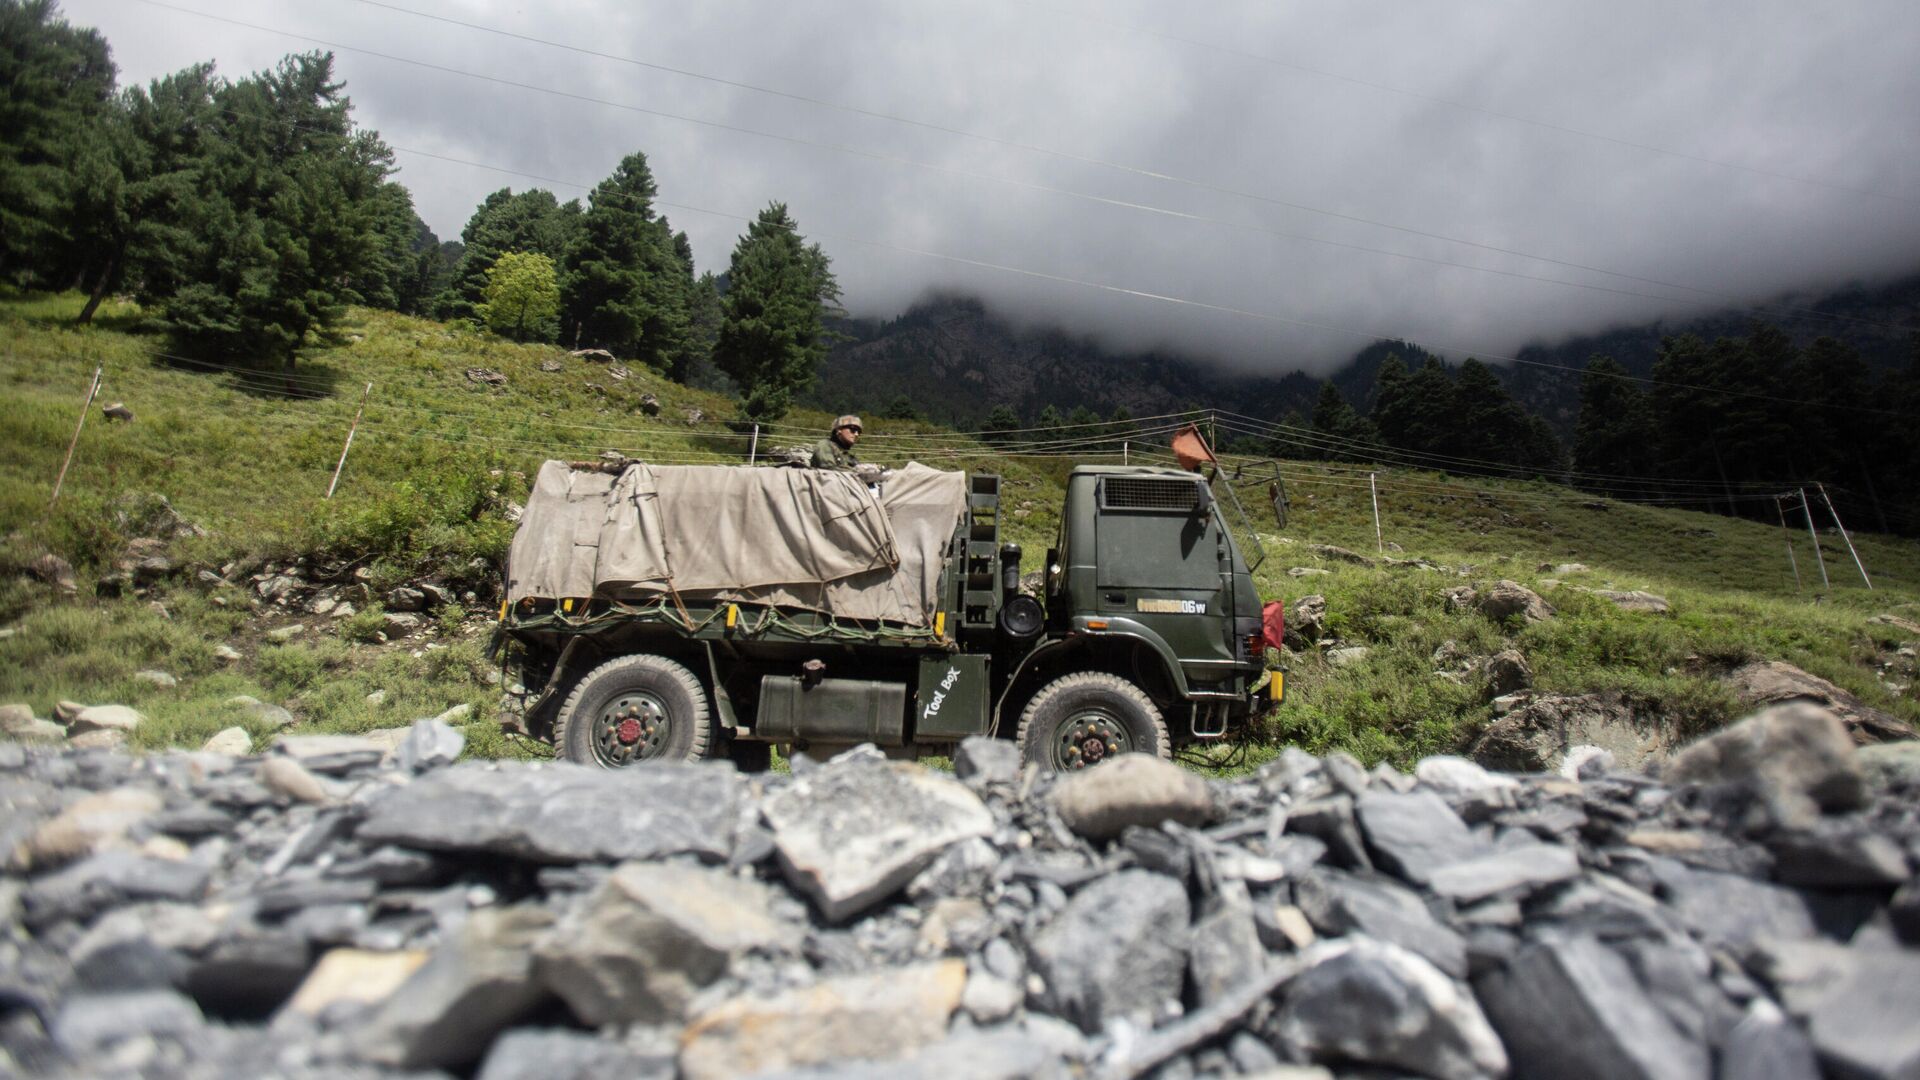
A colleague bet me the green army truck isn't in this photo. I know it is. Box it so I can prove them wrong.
[496,458,1282,771]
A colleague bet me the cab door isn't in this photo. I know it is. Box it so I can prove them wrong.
[1093,476,1236,674]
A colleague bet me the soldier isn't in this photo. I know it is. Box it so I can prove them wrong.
[811,414,862,470]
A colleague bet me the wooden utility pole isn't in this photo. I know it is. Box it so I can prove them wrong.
[1370,472,1383,554]
[1774,496,1801,590]
[50,364,103,507]
[1815,482,1872,590]
[1798,488,1830,590]
[326,382,373,499]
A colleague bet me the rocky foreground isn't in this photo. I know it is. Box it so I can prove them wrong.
[2,707,1918,1079]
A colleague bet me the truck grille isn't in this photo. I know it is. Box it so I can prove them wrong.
[1101,477,1203,512]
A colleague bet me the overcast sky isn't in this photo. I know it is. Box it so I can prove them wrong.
[61,0,1920,373]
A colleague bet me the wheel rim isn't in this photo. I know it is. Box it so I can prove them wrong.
[591,690,672,766]
[1051,707,1130,771]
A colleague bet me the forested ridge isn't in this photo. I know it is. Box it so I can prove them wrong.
[5,0,1918,534]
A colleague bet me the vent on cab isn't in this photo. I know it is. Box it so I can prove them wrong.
[1100,476,1203,513]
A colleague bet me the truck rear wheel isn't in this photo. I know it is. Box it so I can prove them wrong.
[1017,672,1169,772]
[556,654,711,768]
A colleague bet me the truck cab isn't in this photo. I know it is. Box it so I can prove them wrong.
[999,466,1270,770]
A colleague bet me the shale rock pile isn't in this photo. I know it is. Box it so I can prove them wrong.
[2,704,1917,1079]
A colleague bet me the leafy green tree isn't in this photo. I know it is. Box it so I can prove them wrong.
[477,250,559,341]
[0,0,116,289]
[438,187,581,322]
[713,203,839,420]
[1035,404,1064,441]
[982,405,1020,445]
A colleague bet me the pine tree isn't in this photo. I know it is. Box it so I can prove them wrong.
[1368,353,1415,449]
[0,0,116,289]
[560,152,665,357]
[1572,355,1654,494]
[712,203,839,420]
[982,405,1020,445]
[1399,358,1457,459]
[1310,381,1377,462]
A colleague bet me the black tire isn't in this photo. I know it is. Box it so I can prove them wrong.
[1016,672,1169,772]
[556,654,711,768]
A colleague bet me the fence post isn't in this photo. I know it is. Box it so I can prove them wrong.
[1815,483,1872,590]
[326,382,373,500]
[1774,496,1800,590]
[1123,441,1129,465]
[1370,472,1383,554]
[1798,488,1830,590]
[50,364,103,508]
[749,423,760,465]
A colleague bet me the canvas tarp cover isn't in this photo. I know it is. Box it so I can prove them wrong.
[506,460,969,626]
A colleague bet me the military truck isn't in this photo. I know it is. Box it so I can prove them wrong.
[496,458,1281,771]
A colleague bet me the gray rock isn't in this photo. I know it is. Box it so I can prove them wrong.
[1484,649,1532,695]
[1426,843,1583,903]
[1767,822,1910,886]
[1858,741,1920,789]
[1475,934,1709,1080]
[430,702,473,725]
[1049,753,1215,841]
[1721,999,1820,1080]
[953,735,1021,786]
[1586,588,1671,614]
[358,761,742,864]
[1324,645,1371,667]
[678,961,966,1080]
[1287,594,1327,647]
[67,703,145,735]
[29,552,78,591]
[1028,868,1189,1033]
[395,718,466,772]
[1469,691,1671,774]
[272,734,388,774]
[1188,897,1267,1008]
[384,612,425,634]
[23,851,211,926]
[906,836,999,903]
[1648,859,1817,950]
[1272,938,1507,1080]
[259,756,332,804]
[51,989,203,1053]
[386,586,427,612]
[535,862,789,1025]
[1285,796,1372,870]
[1414,755,1518,796]
[200,727,251,755]
[350,906,556,1069]
[265,623,305,643]
[1723,660,1916,746]
[1354,790,1487,886]
[1293,868,1468,979]
[67,727,127,750]
[478,1027,671,1080]
[1665,702,1866,832]
[1476,579,1554,623]
[1802,947,1920,1080]
[762,758,993,921]
[213,643,242,662]
[132,669,177,689]
[1561,744,1615,779]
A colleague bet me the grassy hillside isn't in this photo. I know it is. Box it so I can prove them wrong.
[3,290,1915,767]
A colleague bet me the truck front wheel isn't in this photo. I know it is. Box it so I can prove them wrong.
[556,654,711,768]
[1017,672,1169,772]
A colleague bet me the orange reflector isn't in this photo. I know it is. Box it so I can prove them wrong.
[726,603,738,629]
[1087,619,1108,630]
[499,599,508,620]
[561,598,574,613]
[935,612,946,637]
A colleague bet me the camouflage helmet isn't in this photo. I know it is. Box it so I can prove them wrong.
[833,414,863,433]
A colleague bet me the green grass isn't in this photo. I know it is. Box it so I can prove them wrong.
[3,288,1916,766]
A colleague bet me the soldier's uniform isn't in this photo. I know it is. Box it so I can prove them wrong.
[811,414,863,470]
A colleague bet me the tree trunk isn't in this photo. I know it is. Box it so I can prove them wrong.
[76,254,118,325]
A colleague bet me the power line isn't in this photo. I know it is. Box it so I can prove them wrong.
[133,0,1911,339]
